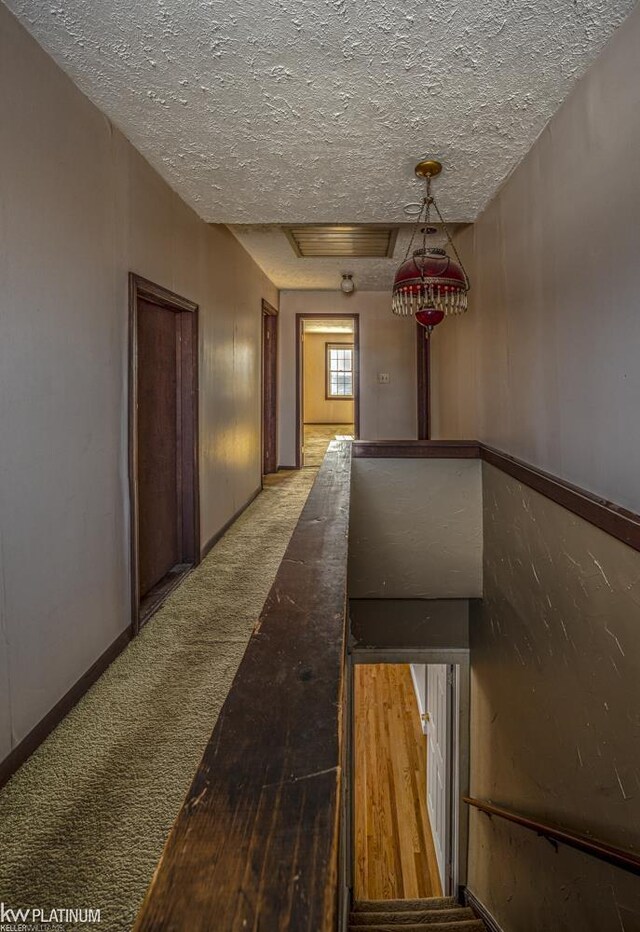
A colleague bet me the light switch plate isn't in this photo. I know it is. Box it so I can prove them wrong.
[378,372,390,384]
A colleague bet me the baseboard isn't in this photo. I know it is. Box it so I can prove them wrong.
[0,627,132,790]
[277,465,298,472]
[463,888,504,932]
[0,485,264,790]
[200,485,262,560]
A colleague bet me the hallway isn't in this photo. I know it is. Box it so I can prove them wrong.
[354,664,442,901]
[2,0,640,927]
[303,423,354,466]
[0,470,316,932]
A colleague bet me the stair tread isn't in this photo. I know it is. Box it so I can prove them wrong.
[350,908,475,925]
[354,898,457,912]
[348,923,484,932]
[348,923,485,932]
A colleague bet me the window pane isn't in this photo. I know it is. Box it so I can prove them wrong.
[327,343,354,396]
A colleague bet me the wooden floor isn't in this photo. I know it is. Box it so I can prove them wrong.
[354,663,442,901]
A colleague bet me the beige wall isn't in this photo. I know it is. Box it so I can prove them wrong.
[427,13,640,920]
[471,464,640,929]
[279,291,417,465]
[427,12,640,916]
[430,3,640,514]
[348,458,483,599]
[303,332,354,424]
[0,5,277,764]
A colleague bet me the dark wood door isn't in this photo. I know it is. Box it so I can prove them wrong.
[137,299,180,596]
[262,301,278,475]
[129,274,200,632]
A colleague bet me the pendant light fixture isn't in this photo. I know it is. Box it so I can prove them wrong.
[392,159,470,335]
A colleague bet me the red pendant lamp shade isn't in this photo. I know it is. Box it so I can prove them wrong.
[392,247,468,326]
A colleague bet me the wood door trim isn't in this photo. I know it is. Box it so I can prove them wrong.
[128,273,200,635]
[295,313,360,469]
[131,275,198,314]
[261,299,279,475]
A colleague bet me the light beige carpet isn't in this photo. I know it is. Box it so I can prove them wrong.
[0,469,316,932]
[303,423,354,467]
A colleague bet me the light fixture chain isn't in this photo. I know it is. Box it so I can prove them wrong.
[403,197,427,261]
[432,198,471,291]
[422,174,432,253]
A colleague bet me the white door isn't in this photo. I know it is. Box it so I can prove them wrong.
[426,664,452,892]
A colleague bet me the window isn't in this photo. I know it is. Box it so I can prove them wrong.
[326,343,354,399]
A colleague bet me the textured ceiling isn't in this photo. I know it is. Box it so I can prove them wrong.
[228,223,462,290]
[6,0,635,227]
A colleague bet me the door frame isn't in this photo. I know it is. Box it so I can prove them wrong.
[128,273,200,635]
[348,649,469,901]
[425,662,454,892]
[417,323,431,439]
[261,299,279,475]
[295,313,360,469]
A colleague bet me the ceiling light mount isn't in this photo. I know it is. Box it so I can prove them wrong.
[414,158,443,179]
[340,273,355,295]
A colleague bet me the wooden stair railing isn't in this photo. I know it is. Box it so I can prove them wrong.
[464,797,640,876]
[134,440,352,932]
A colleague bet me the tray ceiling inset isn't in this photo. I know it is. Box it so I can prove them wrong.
[285,226,398,258]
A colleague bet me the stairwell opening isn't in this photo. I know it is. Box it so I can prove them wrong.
[346,651,470,901]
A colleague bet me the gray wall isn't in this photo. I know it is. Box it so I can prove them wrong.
[278,291,418,466]
[0,5,277,764]
[430,3,640,514]
[426,9,640,925]
[470,464,640,930]
[349,458,482,599]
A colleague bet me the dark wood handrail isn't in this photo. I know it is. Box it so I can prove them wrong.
[464,797,640,876]
[352,440,640,553]
[135,441,352,931]
[352,439,480,458]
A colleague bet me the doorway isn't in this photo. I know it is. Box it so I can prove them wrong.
[353,663,442,900]
[128,274,200,633]
[295,314,360,468]
[349,653,469,902]
[262,299,278,475]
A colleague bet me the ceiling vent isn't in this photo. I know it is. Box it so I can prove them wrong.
[284,225,398,258]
